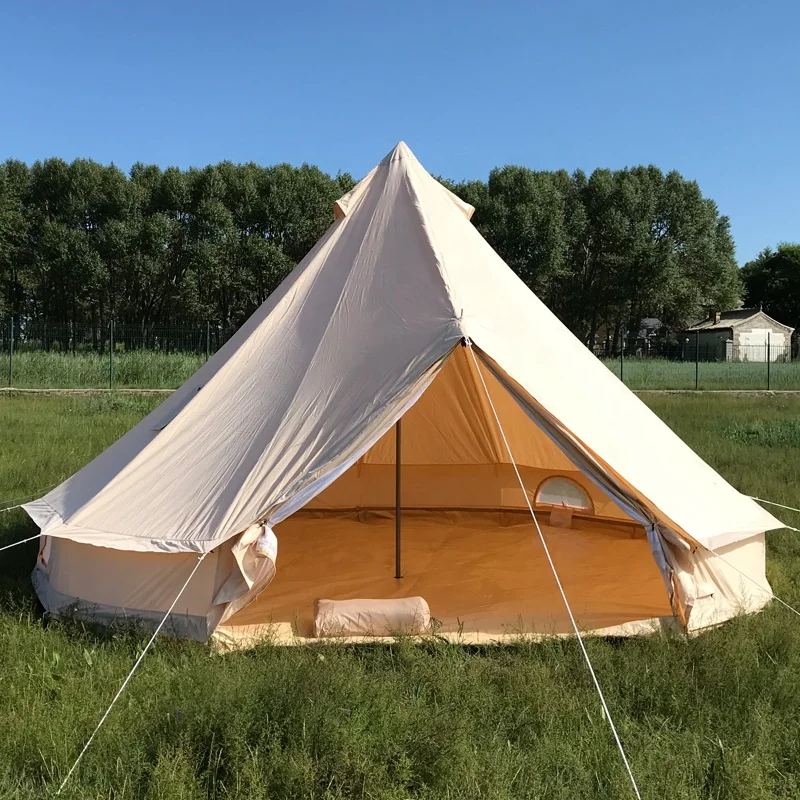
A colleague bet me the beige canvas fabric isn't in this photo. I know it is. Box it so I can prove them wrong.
[23,142,782,641]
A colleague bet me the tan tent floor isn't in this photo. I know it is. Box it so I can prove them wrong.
[225,510,673,639]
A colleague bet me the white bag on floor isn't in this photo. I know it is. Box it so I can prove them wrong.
[314,596,431,638]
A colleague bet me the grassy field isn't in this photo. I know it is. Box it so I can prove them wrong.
[5,351,206,390]
[3,350,800,390]
[601,358,800,390]
[1,394,800,798]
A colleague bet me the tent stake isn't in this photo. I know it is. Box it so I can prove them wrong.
[395,418,402,579]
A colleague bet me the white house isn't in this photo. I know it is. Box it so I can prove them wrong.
[682,308,794,362]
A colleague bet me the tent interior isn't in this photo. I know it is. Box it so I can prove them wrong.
[222,347,673,641]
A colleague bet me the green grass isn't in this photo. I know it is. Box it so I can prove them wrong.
[603,358,800,390]
[5,351,205,389]
[1,394,800,798]
[3,351,800,390]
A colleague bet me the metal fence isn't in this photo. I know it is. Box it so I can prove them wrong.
[1,317,798,391]
[0,318,237,389]
[593,336,795,364]
[0,318,235,356]
[595,333,797,391]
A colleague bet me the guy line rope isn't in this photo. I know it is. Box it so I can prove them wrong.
[703,496,800,618]
[0,480,63,514]
[465,340,643,800]
[0,533,44,553]
[0,481,64,553]
[0,482,210,791]
[465,340,800,797]
[1,374,799,793]
[748,496,800,529]
[56,552,209,794]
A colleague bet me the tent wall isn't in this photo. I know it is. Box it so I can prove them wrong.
[33,536,236,641]
[667,533,772,632]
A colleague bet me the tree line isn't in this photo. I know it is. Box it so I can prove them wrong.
[0,158,356,344]
[0,154,784,350]
[741,244,800,341]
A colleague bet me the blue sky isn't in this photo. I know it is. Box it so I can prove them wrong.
[1,0,797,264]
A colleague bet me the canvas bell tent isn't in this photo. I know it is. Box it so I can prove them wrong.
[23,142,783,647]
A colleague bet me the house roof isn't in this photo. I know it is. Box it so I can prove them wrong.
[685,308,795,333]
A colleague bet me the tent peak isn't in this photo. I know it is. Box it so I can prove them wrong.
[380,141,416,165]
[335,141,419,221]
[335,141,474,221]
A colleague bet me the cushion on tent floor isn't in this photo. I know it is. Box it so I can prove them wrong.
[313,596,432,638]
[224,509,672,639]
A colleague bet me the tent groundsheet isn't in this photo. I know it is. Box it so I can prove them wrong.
[218,510,673,643]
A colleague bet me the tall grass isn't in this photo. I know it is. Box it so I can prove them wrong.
[1,394,800,798]
[603,357,800,390]
[3,351,800,390]
[5,351,205,389]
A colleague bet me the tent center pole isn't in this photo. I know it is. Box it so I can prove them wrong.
[395,418,402,579]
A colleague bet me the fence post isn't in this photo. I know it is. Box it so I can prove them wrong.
[619,330,624,384]
[695,330,700,390]
[7,316,13,388]
[205,321,210,362]
[767,332,771,391]
[109,319,115,390]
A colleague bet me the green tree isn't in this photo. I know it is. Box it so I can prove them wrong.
[0,160,31,317]
[0,149,742,357]
[742,244,800,342]
[465,166,572,308]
